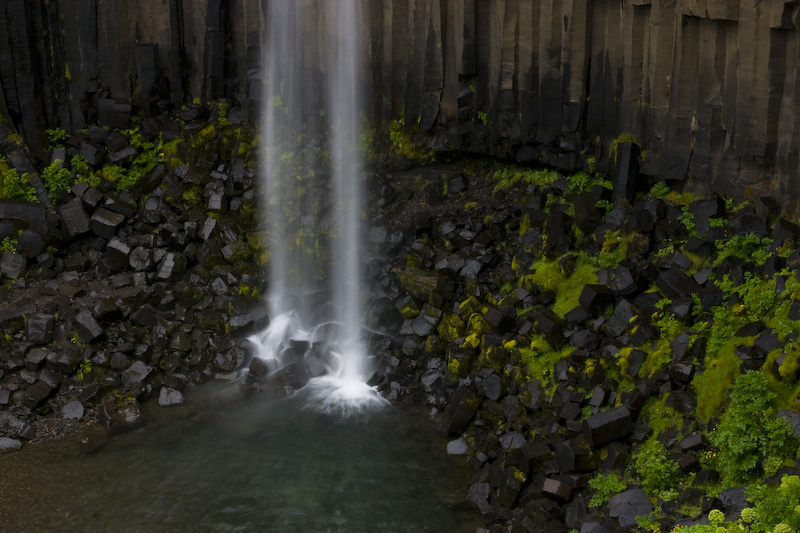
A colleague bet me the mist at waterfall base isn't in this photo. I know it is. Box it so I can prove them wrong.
[247,0,384,415]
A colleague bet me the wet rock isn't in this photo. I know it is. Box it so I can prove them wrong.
[719,486,750,520]
[656,268,702,300]
[556,437,598,472]
[440,384,481,435]
[58,197,91,239]
[26,313,55,344]
[75,309,103,343]
[499,432,526,450]
[579,284,614,314]
[482,373,503,401]
[121,361,153,387]
[584,406,633,447]
[581,523,611,533]
[535,309,566,346]
[0,437,22,453]
[484,307,515,334]
[602,299,634,337]
[158,387,184,407]
[446,437,469,455]
[21,380,53,408]
[62,400,85,419]
[542,477,572,503]
[607,488,652,528]
[155,252,187,281]
[468,482,492,516]
[0,389,9,406]
[90,207,125,239]
[0,252,26,279]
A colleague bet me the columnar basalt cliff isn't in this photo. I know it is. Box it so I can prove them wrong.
[1,1,800,212]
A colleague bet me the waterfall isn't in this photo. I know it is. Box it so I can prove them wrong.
[249,0,385,414]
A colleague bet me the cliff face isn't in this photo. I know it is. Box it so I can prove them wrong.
[1,1,799,212]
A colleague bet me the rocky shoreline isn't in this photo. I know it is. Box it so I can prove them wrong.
[2,104,800,531]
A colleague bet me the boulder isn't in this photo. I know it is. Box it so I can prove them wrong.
[607,488,652,528]
[584,406,634,447]
[158,387,184,407]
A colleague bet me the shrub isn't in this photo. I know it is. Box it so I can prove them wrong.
[632,437,680,500]
[41,160,73,200]
[0,168,37,202]
[45,127,69,147]
[708,371,796,484]
[588,473,627,507]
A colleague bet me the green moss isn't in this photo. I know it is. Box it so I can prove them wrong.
[193,124,218,148]
[641,395,684,435]
[528,253,598,317]
[692,335,748,422]
[518,334,572,388]
[638,339,673,378]
[437,313,466,343]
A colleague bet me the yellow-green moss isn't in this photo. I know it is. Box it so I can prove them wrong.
[692,336,748,422]
[639,339,673,377]
[640,395,684,435]
[437,313,466,342]
[528,254,599,317]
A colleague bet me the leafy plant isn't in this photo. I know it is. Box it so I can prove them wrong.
[598,229,629,268]
[588,473,627,507]
[708,371,796,484]
[649,181,670,198]
[477,111,489,125]
[0,236,18,254]
[76,358,92,380]
[41,160,73,200]
[679,206,696,234]
[0,168,37,202]
[45,127,69,147]
[745,475,800,532]
[632,437,680,500]
[713,233,773,267]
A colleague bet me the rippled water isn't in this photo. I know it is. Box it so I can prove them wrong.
[0,387,482,532]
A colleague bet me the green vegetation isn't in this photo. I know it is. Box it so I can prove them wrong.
[389,118,434,162]
[41,160,73,200]
[45,127,69,147]
[708,371,796,484]
[588,473,627,508]
[0,166,37,202]
[632,437,680,500]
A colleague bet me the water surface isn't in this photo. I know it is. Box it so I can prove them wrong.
[0,388,481,532]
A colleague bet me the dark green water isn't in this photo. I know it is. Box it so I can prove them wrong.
[0,388,482,532]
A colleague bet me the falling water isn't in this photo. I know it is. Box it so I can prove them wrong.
[250,0,384,414]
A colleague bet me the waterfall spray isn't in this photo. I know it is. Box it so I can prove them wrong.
[249,0,385,415]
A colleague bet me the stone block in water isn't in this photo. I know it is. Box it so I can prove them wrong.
[158,387,184,407]
[0,437,21,453]
[248,357,274,381]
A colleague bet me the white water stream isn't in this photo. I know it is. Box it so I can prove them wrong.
[250,0,384,414]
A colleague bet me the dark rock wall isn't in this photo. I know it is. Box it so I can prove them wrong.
[2,1,800,212]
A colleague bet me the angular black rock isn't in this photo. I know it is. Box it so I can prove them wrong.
[583,405,634,447]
